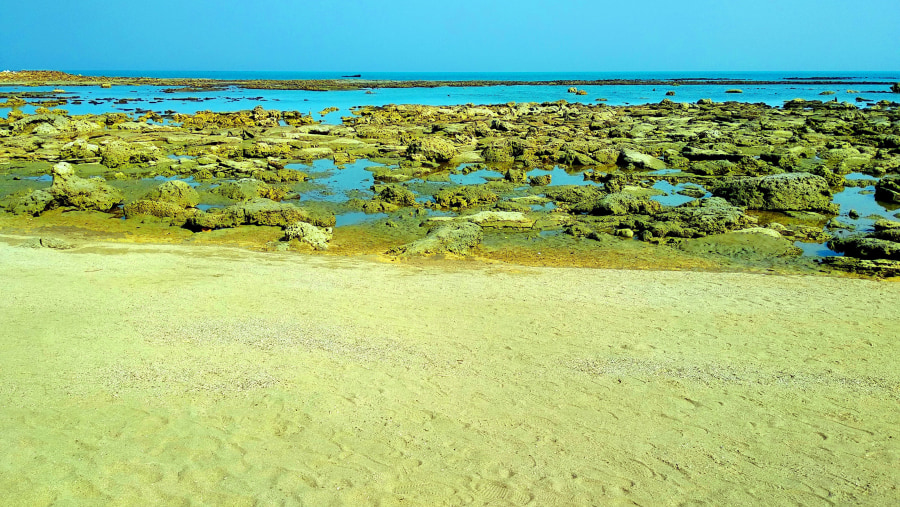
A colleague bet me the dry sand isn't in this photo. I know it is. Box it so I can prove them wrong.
[1,235,898,505]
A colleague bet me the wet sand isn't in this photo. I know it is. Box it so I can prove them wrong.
[1,235,898,505]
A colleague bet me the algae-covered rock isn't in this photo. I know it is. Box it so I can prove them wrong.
[283,221,333,250]
[828,236,900,261]
[186,198,334,230]
[635,197,757,238]
[619,149,666,170]
[1,189,55,216]
[874,175,900,203]
[389,222,483,257]
[712,172,838,213]
[433,185,499,209]
[378,185,417,206]
[123,200,194,221]
[406,137,458,162]
[142,180,200,208]
[59,139,100,160]
[48,162,123,211]
[429,211,534,230]
[572,192,663,216]
[100,140,162,168]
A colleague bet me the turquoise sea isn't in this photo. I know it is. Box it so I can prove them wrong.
[2,71,898,124]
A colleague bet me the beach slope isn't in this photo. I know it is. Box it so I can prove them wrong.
[1,237,898,505]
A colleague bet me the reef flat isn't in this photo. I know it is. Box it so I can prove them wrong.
[2,69,899,92]
[2,90,900,276]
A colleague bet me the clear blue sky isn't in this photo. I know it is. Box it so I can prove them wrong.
[2,0,898,72]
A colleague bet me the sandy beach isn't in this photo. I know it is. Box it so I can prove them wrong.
[1,235,897,505]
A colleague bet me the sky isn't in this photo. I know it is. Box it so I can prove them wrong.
[2,0,898,72]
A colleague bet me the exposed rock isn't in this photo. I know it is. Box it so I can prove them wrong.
[633,197,757,238]
[406,137,458,162]
[434,185,499,209]
[123,200,193,221]
[429,211,534,230]
[186,198,334,230]
[389,222,483,257]
[283,221,333,250]
[48,162,123,211]
[60,139,100,160]
[1,189,55,215]
[712,172,838,213]
[378,185,417,206]
[619,149,666,170]
[572,192,663,216]
[99,140,162,168]
[874,175,900,203]
[828,236,900,260]
[142,180,200,208]
[19,237,75,250]
[822,257,900,277]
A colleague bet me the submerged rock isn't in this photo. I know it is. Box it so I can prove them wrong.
[48,161,123,211]
[389,222,483,257]
[712,172,838,213]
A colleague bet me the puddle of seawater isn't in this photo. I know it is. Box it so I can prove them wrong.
[335,211,388,226]
[648,169,682,175]
[530,202,558,211]
[527,166,595,186]
[287,159,384,203]
[196,204,223,211]
[167,154,196,160]
[832,186,897,231]
[845,172,878,181]
[449,169,504,185]
[23,174,53,182]
[651,180,710,206]
[794,241,842,257]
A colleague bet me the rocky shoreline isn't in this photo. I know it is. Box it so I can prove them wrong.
[2,91,900,276]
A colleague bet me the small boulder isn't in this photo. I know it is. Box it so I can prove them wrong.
[99,140,162,168]
[406,137,459,163]
[712,172,838,213]
[1,189,55,216]
[389,222,483,257]
[48,162,123,211]
[875,175,900,203]
[433,185,499,209]
[283,221,333,250]
[143,180,200,208]
[572,192,663,216]
[619,149,666,171]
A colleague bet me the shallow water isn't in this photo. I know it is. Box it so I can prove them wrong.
[4,69,896,125]
[287,159,382,203]
[651,180,710,207]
